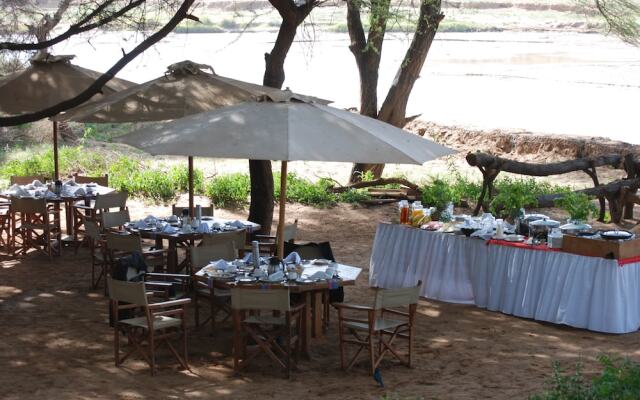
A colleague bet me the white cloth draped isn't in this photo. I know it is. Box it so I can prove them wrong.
[370,223,640,334]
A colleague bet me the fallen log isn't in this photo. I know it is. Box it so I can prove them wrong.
[331,177,420,193]
[536,177,640,223]
[465,152,623,176]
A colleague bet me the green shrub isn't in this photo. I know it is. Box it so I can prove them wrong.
[490,177,569,218]
[554,192,598,222]
[205,173,250,208]
[530,356,640,400]
[136,169,176,203]
[421,177,458,212]
[275,173,337,207]
[338,188,372,204]
[169,165,204,194]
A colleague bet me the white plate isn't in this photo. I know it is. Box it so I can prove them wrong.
[503,235,525,242]
[311,259,330,266]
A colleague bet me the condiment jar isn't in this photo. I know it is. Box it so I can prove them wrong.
[398,200,409,224]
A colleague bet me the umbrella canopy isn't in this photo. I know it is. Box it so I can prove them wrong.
[0,54,134,179]
[55,60,331,218]
[117,101,456,256]
[55,60,329,123]
[0,54,132,116]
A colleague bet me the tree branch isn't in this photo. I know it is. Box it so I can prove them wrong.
[0,0,195,126]
[1,0,145,51]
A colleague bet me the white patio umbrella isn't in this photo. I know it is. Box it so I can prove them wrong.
[116,101,455,257]
[55,60,329,216]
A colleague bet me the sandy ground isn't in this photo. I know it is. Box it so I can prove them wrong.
[2,200,640,400]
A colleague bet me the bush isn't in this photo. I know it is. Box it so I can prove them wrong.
[554,192,598,222]
[169,165,204,194]
[338,188,372,204]
[205,173,250,208]
[530,356,640,400]
[421,177,458,212]
[491,177,569,218]
[275,172,337,207]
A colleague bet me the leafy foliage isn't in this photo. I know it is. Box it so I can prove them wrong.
[205,173,250,208]
[491,177,569,218]
[530,356,640,400]
[421,177,458,212]
[554,192,598,222]
[275,172,338,207]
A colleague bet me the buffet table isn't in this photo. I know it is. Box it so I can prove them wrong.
[370,223,640,334]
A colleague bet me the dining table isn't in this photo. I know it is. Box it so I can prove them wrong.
[1,182,115,237]
[195,261,362,357]
[125,217,261,273]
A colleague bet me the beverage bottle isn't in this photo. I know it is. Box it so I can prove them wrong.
[398,200,409,224]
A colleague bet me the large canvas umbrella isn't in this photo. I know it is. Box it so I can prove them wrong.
[116,101,456,257]
[55,60,330,214]
[0,53,133,179]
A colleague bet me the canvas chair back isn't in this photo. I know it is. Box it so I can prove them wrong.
[94,191,127,210]
[84,219,102,241]
[282,220,298,242]
[108,278,148,306]
[231,287,290,312]
[172,204,213,217]
[284,241,335,262]
[10,196,47,214]
[10,175,46,185]
[105,232,142,254]
[101,209,130,230]
[74,174,108,186]
[373,283,420,310]
[200,229,245,254]
[191,242,236,270]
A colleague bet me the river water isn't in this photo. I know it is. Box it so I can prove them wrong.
[53,30,640,144]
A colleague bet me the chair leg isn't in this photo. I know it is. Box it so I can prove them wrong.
[149,330,156,376]
[182,318,189,371]
[194,292,200,327]
[369,332,376,376]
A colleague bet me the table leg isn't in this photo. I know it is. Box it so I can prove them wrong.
[167,239,178,273]
[301,292,312,359]
[64,201,73,236]
[312,291,324,339]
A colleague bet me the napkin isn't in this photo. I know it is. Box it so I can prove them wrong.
[8,184,30,197]
[283,252,301,264]
[253,268,267,278]
[212,259,230,271]
[44,191,57,199]
[32,180,44,187]
[144,215,157,224]
[267,271,284,281]
[211,222,224,229]
[134,220,147,229]
[308,271,330,281]
[197,223,210,233]
[63,186,85,196]
[25,184,35,190]
[227,220,246,228]
[63,179,77,186]
[162,225,179,234]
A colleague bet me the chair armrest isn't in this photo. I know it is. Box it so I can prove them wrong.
[145,272,190,280]
[148,298,191,309]
[143,249,167,257]
[332,303,374,311]
[73,204,93,210]
[290,303,305,313]
[144,281,173,288]
[254,234,276,240]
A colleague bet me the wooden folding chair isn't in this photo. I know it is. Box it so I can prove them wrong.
[10,196,62,259]
[73,191,127,247]
[191,242,236,333]
[334,281,421,375]
[105,231,166,276]
[172,204,213,217]
[199,229,246,258]
[0,200,10,252]
[254,219,297,256]
[73,173,109,186]
[232,287,303,378]
[84,219,107,290]
[10,175,47,185]
[108,278,190,375]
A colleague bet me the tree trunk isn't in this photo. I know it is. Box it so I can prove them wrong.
[350,0,444,183]
[248,0,316,234]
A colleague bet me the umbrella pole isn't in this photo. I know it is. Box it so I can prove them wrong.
[188,156,194,218]
[277,161,287,259]
[52,121,59,180]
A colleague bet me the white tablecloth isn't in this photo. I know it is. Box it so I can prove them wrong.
[370,223,640,334]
